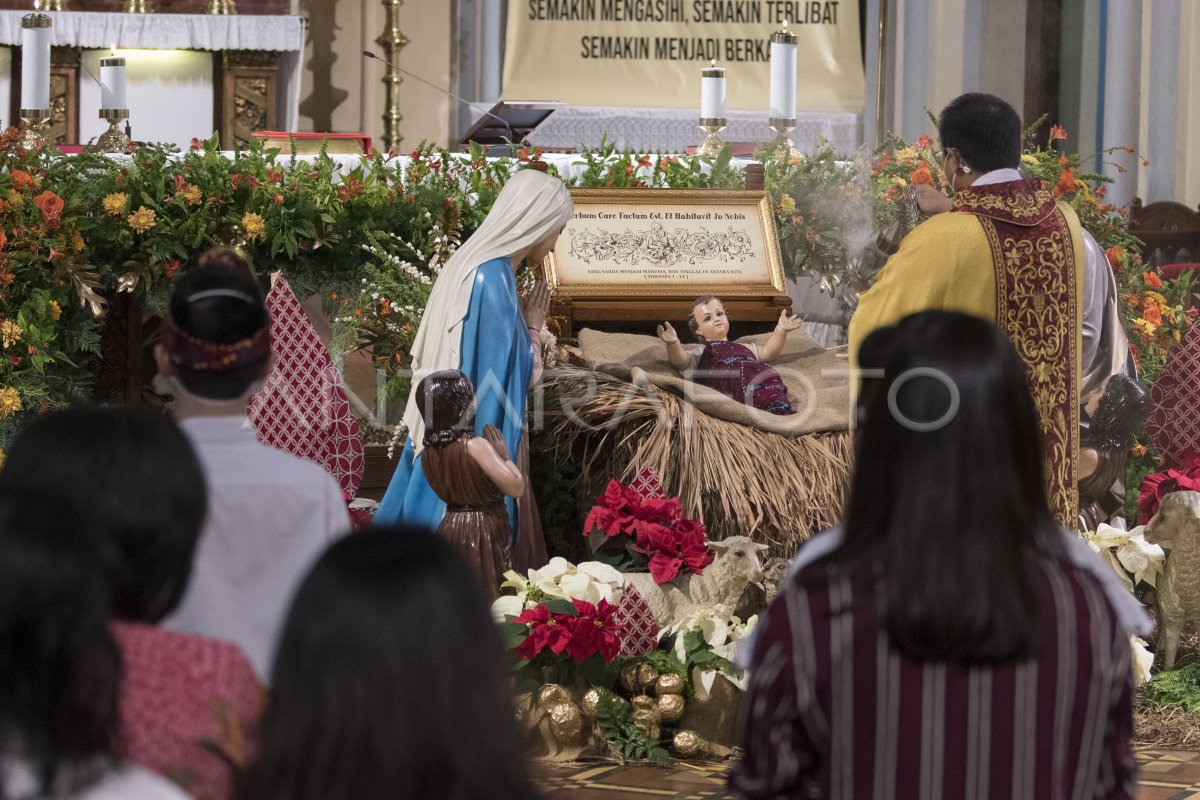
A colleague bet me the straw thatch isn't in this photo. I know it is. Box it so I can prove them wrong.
[545,368,852,557]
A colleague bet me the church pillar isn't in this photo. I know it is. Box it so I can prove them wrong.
[1100,0,1142,211]
[1145,0,1180,203]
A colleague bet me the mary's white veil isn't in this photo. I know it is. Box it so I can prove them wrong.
[402,168,574,451]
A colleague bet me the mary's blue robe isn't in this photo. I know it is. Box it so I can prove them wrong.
[375,257,533,540]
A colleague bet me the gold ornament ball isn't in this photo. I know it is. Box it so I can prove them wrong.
[631,695,658,713]
[619,662,642,693]
[656,693,686,723]
[637,664,660,690]
[655,673,686,696]
[673,730,710,759]
[536,684,570,710]
[632,707,662,741]
[580,688,602,719]
[548,702,586,745]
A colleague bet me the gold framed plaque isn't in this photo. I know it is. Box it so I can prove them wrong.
[544,188,786,298]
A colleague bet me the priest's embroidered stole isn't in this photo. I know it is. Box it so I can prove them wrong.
[954,180,1081,528]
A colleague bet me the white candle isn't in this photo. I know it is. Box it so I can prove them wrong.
[769,21,798,121]
[700,60,725,120]
[100,55,127,110]
[20,10,52,111]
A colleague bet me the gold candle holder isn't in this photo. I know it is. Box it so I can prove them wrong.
[206,0,236,13]
[18,108,51,150]
[768,116,800,157]
[96,108,131,153]
[123,0,154,13]
[42,0,69,9]
[696,117,727,158]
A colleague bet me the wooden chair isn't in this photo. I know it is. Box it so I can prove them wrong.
[1129,198,1200,268]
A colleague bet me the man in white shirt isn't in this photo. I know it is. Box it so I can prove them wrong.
[157,249,348,681]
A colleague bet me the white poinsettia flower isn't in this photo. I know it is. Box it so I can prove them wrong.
[499,570,529,593]
[491,593,527,623]
[577,561,625,588]
[558,571,605,604]
[528,557,573,599]
[699,615,730,649]
[1131,636,1154,687]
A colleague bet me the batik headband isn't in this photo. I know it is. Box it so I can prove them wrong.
[161,285,270,371]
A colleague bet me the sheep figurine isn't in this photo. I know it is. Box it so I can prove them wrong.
[623,536,768,629]
[1144,490,1200,669]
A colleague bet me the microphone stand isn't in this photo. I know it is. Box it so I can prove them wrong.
[362,50,522,156]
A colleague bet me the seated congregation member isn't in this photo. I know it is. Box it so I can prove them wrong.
[154,248,348,681]
[657,295,802,415]
[730,311,1142,800]
[0,489,189,800]
[239,527,540,800]
[0,408,262,800]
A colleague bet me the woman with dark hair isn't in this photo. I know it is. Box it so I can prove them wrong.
[239,527,541,800]
[414,369,525,601]
[0,408,262,800]
[0,487,189,800]
[730,311,1145,799]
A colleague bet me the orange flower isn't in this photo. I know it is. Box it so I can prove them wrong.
[1143,305,1163,326]
[637,155,652,169]
[1055,168,1076,195]
[915,135,934,149]
[1131,443,1147,458]
[1144,271,1163,290]
[9,170,34,189]
[127,206,157,234]
[33,190,64,229]
[0,230,6,250]
[1049,124,1067,142]
[1105,245,1125,268]
[908,165,934,186]
[1058,156,1069,165]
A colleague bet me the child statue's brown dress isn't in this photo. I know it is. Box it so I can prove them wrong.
[421,430,511,601]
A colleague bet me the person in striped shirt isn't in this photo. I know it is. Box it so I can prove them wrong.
[731,310,1141,800]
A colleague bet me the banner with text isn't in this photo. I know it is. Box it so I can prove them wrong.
[502,0,864,112]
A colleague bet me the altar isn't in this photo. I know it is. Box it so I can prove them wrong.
[0,10,303,148]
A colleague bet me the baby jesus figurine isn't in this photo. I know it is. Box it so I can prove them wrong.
[657,295,803,416]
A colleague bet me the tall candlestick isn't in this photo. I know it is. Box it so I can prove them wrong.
[100,55,127,109]
[769,21,798,120]
[700,60,725,120]
[20,10,52,112]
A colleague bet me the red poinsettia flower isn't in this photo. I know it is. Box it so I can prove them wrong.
[1138,458,1200,524]
[633,518,714,584]
[513,604,571,660]
[563,599,622,663]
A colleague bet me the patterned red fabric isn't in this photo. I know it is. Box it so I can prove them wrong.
[953,180,1081,528]
[248,275,364,497]
[628,467,665,501]
[1147,323,1200,467]
[113,622,263,800]
[615,584,660,656]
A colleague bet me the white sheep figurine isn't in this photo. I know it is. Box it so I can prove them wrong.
[623,536,768,629]
[1144,490,1200,669]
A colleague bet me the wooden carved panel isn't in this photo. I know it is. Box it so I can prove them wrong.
[216,50,280,149]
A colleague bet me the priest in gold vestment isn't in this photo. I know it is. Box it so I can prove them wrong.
[849,94,1085,528]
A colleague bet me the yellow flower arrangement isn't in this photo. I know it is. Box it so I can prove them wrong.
[896,147,917,162]
[0,319,21,348]
[127,207,157,234]
[176,183,203,206]
[786,152,803,167]
[0,387,21,418]
[47,300,61,320]
[242,212,266,241]
[102,192,128,216]
[776,194,796,215]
